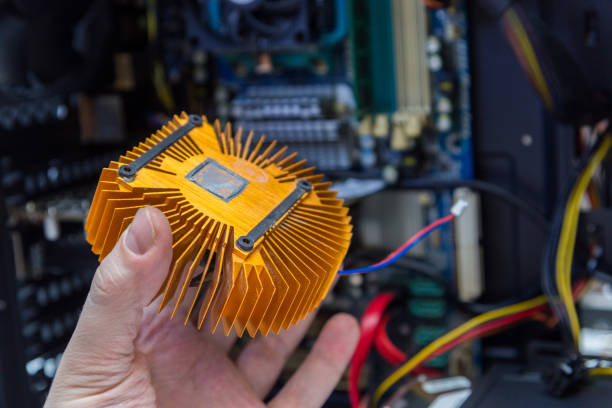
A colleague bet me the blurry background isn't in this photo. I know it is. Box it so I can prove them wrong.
[2,0,612,406]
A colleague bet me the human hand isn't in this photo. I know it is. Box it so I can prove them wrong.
[45,206,359,407]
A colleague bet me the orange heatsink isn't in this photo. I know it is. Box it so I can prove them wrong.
[85,112,352,337]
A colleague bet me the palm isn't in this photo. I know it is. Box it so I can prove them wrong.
[45,207,358,408]
[136,302,266,408]
[119,297,351,408]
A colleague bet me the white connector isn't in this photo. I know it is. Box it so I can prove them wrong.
[453,189,482,302]
[451,199,469,217]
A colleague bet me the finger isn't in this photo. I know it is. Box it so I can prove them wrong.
[66,206,173,360]
[201,312,238,352]
[235,311,317,398]
[237,279,340,397]
[268,313,359,408]
[234,310,315,397]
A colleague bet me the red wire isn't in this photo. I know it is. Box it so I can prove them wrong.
[413,366,444,377]
[425,304,547,363]
[375,314,443,377]
[349,293,395,408]
[419,280,589,367]
[501,17,535,87]
[366,279,588,402]
[424,0,444,9]
[372,309,544,369]
[374,214,455,266]
[374,314,406,365]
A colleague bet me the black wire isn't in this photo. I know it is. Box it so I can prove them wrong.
[399,178,550,231]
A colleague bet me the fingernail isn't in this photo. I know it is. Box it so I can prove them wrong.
[125,207,156,255]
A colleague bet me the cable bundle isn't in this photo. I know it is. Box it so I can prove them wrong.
[362,281,589,408]
[543,134,612,348]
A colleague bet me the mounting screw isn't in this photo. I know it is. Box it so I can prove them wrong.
[297,179,312,191]
[236,236,254,251]
[189,114,203,126]
[118,165,135,181]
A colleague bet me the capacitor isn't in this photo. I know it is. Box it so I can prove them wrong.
[429,55,443,72]
[43,358,57,378]
[436,114,452,132]
[43,209,60,241]
[437,97,453,113]
[383,164,399,184]
[360,150,377,168]
[427,36,442,54]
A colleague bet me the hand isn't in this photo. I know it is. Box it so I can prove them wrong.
[45,207,359,407]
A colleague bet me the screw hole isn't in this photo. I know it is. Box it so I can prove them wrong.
[298,179,312,191]
[189,114,203,125]
[120,165,134,176]
[237,236,254,251]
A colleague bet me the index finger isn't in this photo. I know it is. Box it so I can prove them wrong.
[267,313,359,408]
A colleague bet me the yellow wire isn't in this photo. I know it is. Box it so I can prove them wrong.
[153,62,175,112]
[557,138,612,345]
[590,367,612,376]
[505,9,552,109]
[504,9,555,111]
[145,0,175,111]
[146,0,158,42]
[556,137,612,346]
[370,295,548,407]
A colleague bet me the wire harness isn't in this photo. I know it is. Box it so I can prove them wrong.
[338,200,467,276]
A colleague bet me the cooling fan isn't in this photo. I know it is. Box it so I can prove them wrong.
[186,0,311,53]
[85,112,351,337]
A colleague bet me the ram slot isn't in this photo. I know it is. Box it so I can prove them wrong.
[391,0,431,119]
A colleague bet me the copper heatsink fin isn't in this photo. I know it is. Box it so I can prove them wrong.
[85,112,352,337]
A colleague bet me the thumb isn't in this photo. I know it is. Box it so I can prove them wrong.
[66,206,173,361]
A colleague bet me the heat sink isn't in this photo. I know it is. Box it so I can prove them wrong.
[85,112,351,337]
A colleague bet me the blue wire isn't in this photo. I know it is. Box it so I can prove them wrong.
[337,219,450,276]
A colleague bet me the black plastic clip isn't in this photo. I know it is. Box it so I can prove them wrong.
[236,179,312,251]
[119,114,203,181]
